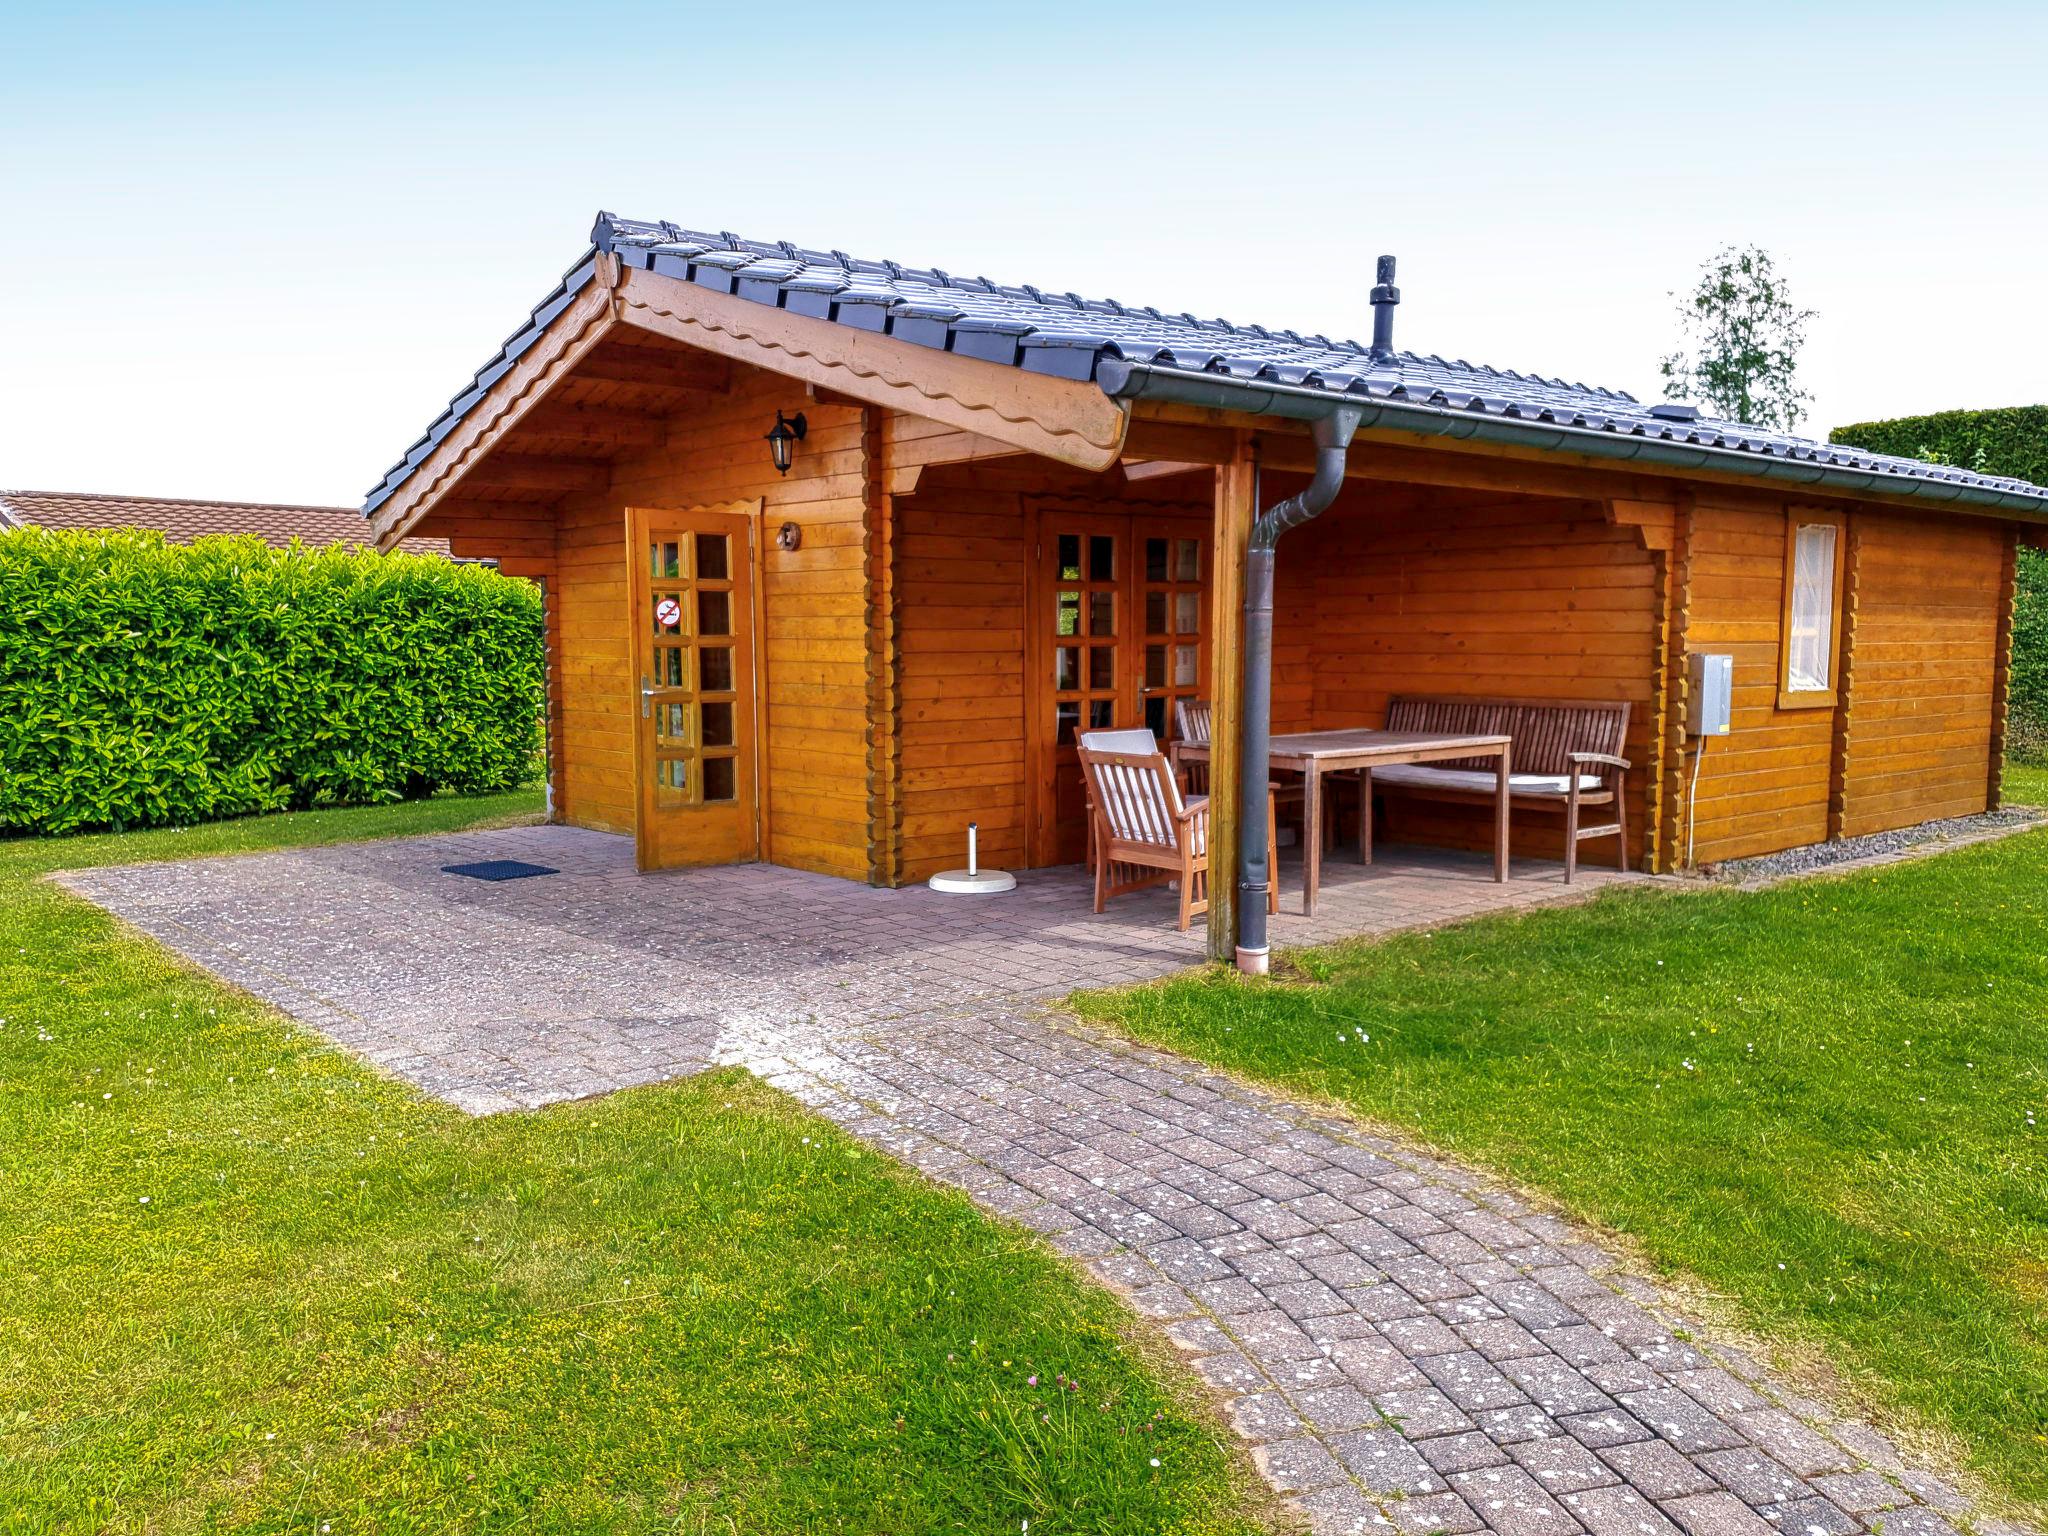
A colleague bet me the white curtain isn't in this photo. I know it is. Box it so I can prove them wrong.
[1786,523,1838,692]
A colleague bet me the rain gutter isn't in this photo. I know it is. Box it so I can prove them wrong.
[1092,364,2048,520]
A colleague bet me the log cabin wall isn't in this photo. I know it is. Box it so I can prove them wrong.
[1270,484,1663,867]
[1679,497,1835,860]
[890,459,1210,884]
[1834,511,2004,837]
[542,368,875,879]
[549,496,629,833]
[1677,499,2005,862]
[892,462,1032,880]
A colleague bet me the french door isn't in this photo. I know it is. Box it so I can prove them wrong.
[630,503,760,871]
[1028,509,1210,866]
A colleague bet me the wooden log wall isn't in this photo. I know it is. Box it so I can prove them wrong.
[1270,485,1663,866]
[1836,510,2006,837]
[1679,498,1838,859]
[1674,498,2006,862]
[893,464,1032,878]
[542,371,875,877]
[890,459,1209,883]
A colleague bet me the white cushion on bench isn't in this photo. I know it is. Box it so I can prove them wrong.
[1371,765,1605,797]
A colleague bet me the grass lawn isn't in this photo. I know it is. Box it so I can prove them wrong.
[0,796,1268,1535]
[1078,826,2048,1516]
[2008,761,2048,805]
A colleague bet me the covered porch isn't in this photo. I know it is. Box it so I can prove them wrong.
[892,444,1664,951]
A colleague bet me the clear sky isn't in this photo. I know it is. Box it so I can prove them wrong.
[3,0,2043,507]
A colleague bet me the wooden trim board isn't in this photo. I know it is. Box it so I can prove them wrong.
[614,268,1130,474]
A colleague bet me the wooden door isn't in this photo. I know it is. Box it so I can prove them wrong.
[630,503,760,871]
[1028,511,1210,865]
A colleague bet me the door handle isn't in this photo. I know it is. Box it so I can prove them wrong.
[641,675,655,719]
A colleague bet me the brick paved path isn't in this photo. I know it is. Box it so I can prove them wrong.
[58,828,2023,1536]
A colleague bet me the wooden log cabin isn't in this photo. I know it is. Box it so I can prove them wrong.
[361,212,2048,961]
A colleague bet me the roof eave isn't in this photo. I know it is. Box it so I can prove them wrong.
[1096,360,2048,520]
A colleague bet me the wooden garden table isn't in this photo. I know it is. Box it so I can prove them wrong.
[1173,728,1513,915]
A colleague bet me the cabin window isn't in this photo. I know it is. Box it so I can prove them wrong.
[1779,511,1845,707]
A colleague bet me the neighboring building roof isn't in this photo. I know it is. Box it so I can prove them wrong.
[361,211,2048,518]
[1,490,450,554]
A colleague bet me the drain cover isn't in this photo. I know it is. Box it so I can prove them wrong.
[441,860,559,882]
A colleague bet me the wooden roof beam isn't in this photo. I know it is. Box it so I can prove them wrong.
[1121,459,1210,483]
[612,266,1129,472]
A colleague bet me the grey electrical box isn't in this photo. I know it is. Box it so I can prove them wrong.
[1687,653,1734,736]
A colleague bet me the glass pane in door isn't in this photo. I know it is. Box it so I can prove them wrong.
[700,701,734,747]
[702,756,737,802]
[1134,520,1209,745]
[697,589,732,635]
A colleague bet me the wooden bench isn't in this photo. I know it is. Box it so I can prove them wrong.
[1370,697,1632,881]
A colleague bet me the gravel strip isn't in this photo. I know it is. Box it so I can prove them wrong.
[1710,807,2045,886]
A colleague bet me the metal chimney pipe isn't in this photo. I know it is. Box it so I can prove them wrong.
[1369,255,1400,359]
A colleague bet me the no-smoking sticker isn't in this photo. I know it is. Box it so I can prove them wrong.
[655,597,682,629]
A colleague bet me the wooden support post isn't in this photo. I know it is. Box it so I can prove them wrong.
[862,406,903,886]
[1826,517,1863,841]
[1656,495,1696,872]
[1207,436,1255,962]
[1644,543,1671,872]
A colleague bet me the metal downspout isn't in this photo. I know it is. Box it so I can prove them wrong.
[1235,405,1360,974]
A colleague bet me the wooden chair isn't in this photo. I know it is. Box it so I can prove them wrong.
[1171,699,1214,792]
[1080,728,1159,876]
[1371,696,1632,882]
[1078,734,1277,932]
[1172,698,1318,846]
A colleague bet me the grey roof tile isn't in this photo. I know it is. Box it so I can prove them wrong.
[359,211,2048,516]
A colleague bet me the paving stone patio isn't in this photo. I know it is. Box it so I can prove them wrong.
[56,827,2025,1536]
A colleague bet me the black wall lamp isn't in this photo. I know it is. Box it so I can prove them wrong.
[765,410,807,475]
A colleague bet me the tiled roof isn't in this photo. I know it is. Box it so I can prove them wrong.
[1,490,450,554]
[360,211,2048,516]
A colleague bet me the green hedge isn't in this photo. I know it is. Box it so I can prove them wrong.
[2014,545,2048,764]
[1829,404,2048,486]
[1831,405,2048,765]
[0,530,544,834]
